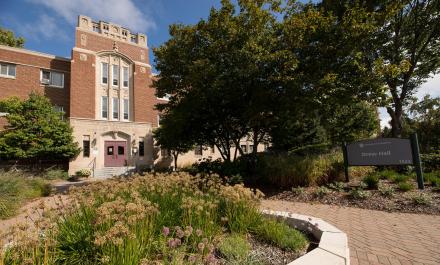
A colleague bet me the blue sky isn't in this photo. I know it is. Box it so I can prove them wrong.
[1,0,439,127]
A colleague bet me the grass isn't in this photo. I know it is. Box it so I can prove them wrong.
[398,182,414,192]
[2,172,308,265]
[0,170,54,219]
[363,174,379,189]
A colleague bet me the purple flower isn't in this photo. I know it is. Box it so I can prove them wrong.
[162,226,170,237]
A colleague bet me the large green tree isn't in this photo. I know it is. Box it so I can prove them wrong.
[0,93,80,161]
[0,28,25,47]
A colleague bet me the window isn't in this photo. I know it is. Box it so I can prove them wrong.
[241,145,247,154]
[103,24,109,31]
[139,141,144,157]
[101,96,108,119]
[0,63,16,78]
[249,145,254,153]
[157,114,163,126]
[157,94,171,101]
[101,62,108,84]
[83,136,90,157]
[118,146,124,155]
[161,148,169,157]
[123,99,129,120]
[53,106,65,120]
[41,70,64,87]
[131,36,136,43]
[112,65,119,86]
[112,97,119,119]
[122,66,129,87]
[93,25,100,33]
[107,146,113,155]
[194,145,203,156]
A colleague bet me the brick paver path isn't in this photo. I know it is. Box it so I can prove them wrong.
[262,200,440,265]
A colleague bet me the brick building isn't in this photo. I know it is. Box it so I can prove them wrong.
[0,15,263,176]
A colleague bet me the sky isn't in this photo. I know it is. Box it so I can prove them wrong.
[1,0,439,127]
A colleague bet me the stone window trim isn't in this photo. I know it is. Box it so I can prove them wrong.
[0,63,16,79]
[40,70,64,88]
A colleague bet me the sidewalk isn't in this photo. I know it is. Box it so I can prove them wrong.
[262,200,440,265]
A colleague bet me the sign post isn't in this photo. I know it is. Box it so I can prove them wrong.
[343,135,424,190]
[410,133,424,190]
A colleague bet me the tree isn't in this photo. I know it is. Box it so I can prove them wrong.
[0,28,25,48]
[153,109,195,170]
[154,0,282,161]
[371,0,440,137]
[0,93,80,161]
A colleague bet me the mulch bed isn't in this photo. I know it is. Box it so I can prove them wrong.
[266,180,440,215]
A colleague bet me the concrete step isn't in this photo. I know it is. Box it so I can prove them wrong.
[93,167,135,179]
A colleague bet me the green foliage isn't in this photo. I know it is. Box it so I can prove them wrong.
[377,170,397,180]
[398,182,414,192]
[421,153,440,172]
[363,174,379,190]
[0,27,25,47]
[292,187,305,196]
[75,168,91,177]
[393,174,410,184]
[378,185,395,198]
[411,193,432,206]
[0,93,80,161]
[315,186,331,198]
[0,170,52,219]
[218,234,250,262]
[252,218,308,251]
[44,168,69,180]
[328,182,345,192]
[349,188,371,200]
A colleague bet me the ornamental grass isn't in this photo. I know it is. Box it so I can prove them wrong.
[1,172,306,265]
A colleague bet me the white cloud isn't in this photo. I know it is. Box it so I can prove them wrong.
[379,74,440,128]
[29,0,155,33]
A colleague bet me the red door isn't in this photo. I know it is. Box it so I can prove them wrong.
[104,141,127,167]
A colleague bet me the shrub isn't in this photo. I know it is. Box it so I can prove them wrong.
[411,194,432,206]
[421,153,440,172]
[378,185,395,198]
[398,182,414,192]
[75,168,91,177]
[218,234,250,262]
[377,170,397,180]
[363,174,379,189]
[252,219,308,251]
[393,174,410,183]
[349,188,371,200]
[424,172,440,187]
[292,186,305,196]
[315,186,331,198]
[328,181,345,192]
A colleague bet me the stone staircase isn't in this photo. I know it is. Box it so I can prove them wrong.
[92,166,135,179]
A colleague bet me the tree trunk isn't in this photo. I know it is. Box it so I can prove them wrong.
[387,102,403,138]
[173,152,179,171]
[252,129,259,157]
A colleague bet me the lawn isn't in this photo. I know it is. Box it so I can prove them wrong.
[1,172,309,265]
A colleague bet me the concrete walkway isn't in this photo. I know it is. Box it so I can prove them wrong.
[262,200,440,265]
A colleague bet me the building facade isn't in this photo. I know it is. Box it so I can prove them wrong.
[0,15,264,176]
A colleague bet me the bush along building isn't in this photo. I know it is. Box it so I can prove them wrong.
[0,15,263,176]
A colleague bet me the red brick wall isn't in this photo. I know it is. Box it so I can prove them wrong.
[0,47,71,116]
[69,50,96,118]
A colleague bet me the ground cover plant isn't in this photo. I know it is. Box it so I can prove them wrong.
[269,169,440,215]
[1,172,309,265]
[0,169,65,219]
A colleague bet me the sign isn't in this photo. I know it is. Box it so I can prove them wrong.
[346,138,413,166]
[342,134,424,189]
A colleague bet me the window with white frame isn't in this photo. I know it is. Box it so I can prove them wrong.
[122,66,129,87]
[0,63,16,78]
[53,106,65,120]
[194,145,203,156]
[101,62,108,84]
[41,70,64,88]
[101,96,108,119]
[112,65,119,86]
[123,99,129,120]
[112,97,119,119]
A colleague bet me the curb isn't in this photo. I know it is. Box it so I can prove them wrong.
[262,210,350,265]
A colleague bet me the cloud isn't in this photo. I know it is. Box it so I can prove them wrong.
[379,74,440,128]
[13,14,69,42]
[28,0,155,33]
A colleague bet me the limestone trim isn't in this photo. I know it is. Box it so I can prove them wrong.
[0,45,70,62]
[262,210,350,265]
[76,28,149,49]
[0,59,70,74]
[72,47,152,68]
[69,117,151,126]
